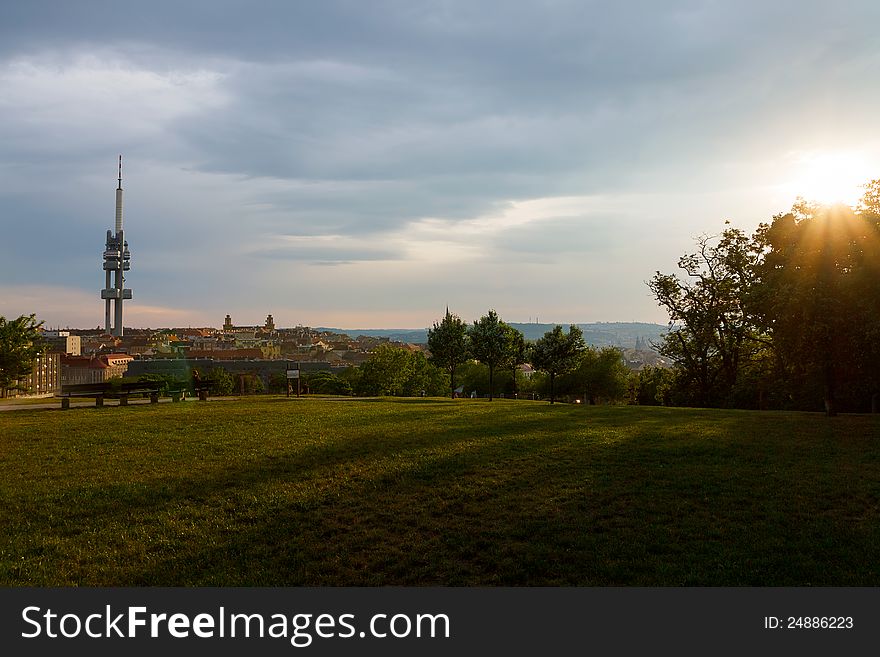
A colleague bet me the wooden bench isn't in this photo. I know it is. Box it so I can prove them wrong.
[58,382,161,409]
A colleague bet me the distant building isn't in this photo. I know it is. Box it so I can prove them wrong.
[4,352,61,398]
[61,353,134,384]
[41,331,81,356]
[222,313,277,333]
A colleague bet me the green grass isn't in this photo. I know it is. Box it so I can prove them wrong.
[1,397,879,586]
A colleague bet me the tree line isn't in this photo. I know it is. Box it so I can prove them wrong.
[648,179,880,415]
[424,308,630,403]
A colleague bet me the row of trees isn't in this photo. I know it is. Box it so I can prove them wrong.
[426,308,629,403]
[650,180,880,414]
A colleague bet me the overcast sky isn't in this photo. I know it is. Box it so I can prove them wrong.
[2,1,879,329]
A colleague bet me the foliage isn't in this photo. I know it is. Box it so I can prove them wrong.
[305,370,353,396]
[205,367,235,396]
[752,201,880,414]
[558,346,629,404]
[649,180,880,413]
[648,226,765,408]
[529,324,586,403]
[268,371,289,394]
[236,373,264,395]
[628,366,674,406]
[135,373,188,395]
[356,344,447,397]
[427,308,470,398]
[504,324,528,398]
[0,314,45,397]
[468,309,510,400]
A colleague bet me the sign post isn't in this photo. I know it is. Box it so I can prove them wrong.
[286,367,300,398]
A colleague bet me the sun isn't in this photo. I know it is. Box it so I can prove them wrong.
[781,150,873,208]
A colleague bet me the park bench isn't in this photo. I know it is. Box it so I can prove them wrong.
[58,382,161,409]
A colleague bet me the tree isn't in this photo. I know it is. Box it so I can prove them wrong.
[306,370,352,396]
[468,309,509,401]
[205,367,234,396]
[530,324,585,403]
[560,346,629,404]
[357,344,412,396]
[628,365,674,406]
[648,225,765,407]
[268,371,289,394]
[427,308,470,398]
[0,314,45,398]
[752,201,880,415]
[504,324,528,399]
[356,344,447,396]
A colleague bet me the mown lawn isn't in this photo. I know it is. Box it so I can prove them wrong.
[1,398,878,586]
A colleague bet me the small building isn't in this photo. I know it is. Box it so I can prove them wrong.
[61,353,134,384]
[41,331,82,356]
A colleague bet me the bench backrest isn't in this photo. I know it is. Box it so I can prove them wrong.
[61,382,162,395]
[61,382,113,394]
[119,381,161,392]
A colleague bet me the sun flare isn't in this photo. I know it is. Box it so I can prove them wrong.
[781,151,874,208]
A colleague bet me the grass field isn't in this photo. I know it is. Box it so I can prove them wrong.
[1,397,879,586]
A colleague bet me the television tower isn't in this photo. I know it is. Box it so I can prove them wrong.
[101,155,132,337]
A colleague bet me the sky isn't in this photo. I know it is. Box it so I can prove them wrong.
[1,1,879,330]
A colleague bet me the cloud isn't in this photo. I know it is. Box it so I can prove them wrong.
[0,284,213,328]
[0,51,226,162]
[251,234,402,264]
[2,2,880,327]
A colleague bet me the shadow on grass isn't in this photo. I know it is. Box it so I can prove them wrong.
[4,403,880,586]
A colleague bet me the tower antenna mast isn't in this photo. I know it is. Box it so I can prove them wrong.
[101,155,133,337]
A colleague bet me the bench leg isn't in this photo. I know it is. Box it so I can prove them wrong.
[150,392,159,404]
[61,397,70,410]
[120,394,128,406]
[96,395,104,408]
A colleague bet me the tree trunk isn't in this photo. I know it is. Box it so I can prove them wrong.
[450,364,456,399]
[489,365,494,401]
[549,372,555,404]
[871,392,878,414]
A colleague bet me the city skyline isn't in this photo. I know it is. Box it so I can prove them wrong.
[2,2,880,329]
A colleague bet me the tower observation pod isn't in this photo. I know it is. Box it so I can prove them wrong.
[101,155,132,337]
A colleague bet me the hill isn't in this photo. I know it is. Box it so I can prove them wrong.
[316,321,667,348]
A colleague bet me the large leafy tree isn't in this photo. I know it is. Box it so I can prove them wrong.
[427,308,470,398]
[752,201,880,415]
[648,226,766,408]
[530,324,585,403]
[468,309,509,401]
[0,314,45,397]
